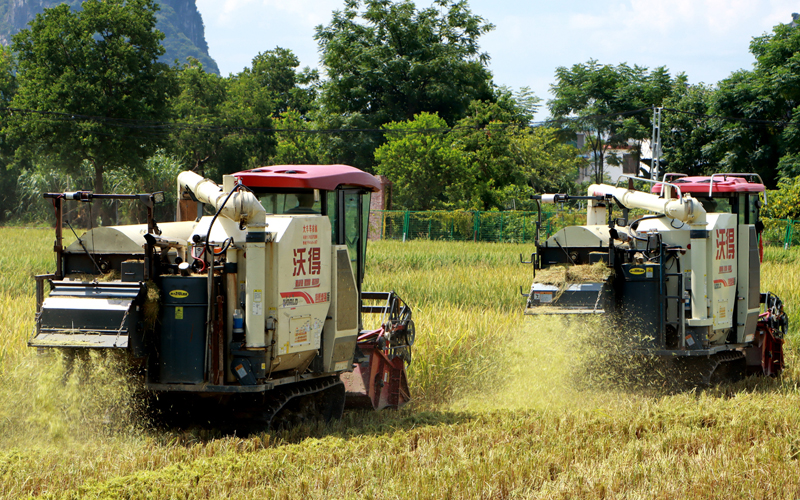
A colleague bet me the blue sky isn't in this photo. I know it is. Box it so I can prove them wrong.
[195,0,799,119]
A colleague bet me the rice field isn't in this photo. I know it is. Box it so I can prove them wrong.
[1,228,800,498]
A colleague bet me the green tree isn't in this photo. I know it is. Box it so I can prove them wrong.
[704,69,783,185]
[448,100,527,209]
[495,85,541,125]
[752,20,800,179]
[7,0,177,205]
[0,46,18,222]
[269,110,328,165]
[663,17,800,187]
[688,20,800,186]
[762,175,800,219]
[309,111,386,173]
[660,82,722,176]
[548,60,674,183]
[243,47,319,116]
[374,102,580,211]
[510,126,583,197]
[374,111,464,210]
[169,58,227,173]
[315,0,495,170]
[168,57,276,179]
[216,69,277,175]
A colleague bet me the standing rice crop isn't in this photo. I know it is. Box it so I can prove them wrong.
[1,231,800,498]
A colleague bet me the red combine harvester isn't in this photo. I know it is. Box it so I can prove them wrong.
[31,165,413,427]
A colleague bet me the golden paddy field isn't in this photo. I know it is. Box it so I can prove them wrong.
[1,228,800,498]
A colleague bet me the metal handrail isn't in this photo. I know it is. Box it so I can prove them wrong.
[615,174,684,204]
[707,173,768,205]
[660,173,687,198]
[662,173,687,182]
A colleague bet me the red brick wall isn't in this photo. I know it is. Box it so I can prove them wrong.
[368,175,392,240]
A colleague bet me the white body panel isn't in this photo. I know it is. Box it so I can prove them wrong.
[65,221,196,254]
[267,215,332,356]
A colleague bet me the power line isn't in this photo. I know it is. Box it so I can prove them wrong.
[0,105,654,135]
[661,107,792,127]
[0,105,793,137]
[542,107,653,126]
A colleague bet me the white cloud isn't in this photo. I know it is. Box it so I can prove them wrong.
[222,0,256,16]
[201,0,340,27]
[258,0,342,27]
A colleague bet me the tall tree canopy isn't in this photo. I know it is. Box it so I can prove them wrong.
[168,58,228,174]
[660,82,721,176]
[168,56,278,179]
[660,18,800,186]
[168,46,325,179]
[315,0,495,170]
[702,21,800,185]
[374,111,463,210]
[0,46,18,221]
[7,0,177,199]
[244,47,319,117]
[548,60,675,184]
[374,103,582,211]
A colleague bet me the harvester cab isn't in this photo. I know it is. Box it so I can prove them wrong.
[31,165,414,427]
[523,173,787,384]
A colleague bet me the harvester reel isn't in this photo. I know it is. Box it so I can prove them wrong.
[765,293,788,339]
[380,292,412,329]
[388,321,414,366]
[404,319,416,347]
[386,319,414,348]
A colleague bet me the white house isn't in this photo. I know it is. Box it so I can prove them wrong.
[575,134,654,184]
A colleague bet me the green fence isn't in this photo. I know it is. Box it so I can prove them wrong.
[763,218,800,248]
[370,210,800,247]
[368,210,586,243]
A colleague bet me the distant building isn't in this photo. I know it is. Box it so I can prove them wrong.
[575,133,650,184]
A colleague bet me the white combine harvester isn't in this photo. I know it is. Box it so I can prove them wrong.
[523,173,787,385]
[31,165,414,428]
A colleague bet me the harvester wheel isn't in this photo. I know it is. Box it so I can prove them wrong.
[404,320,416,346]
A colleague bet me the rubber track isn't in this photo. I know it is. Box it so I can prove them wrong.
[260,376,344,428]
[697,350,745,386]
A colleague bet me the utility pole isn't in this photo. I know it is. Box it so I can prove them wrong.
[651,106,663,181]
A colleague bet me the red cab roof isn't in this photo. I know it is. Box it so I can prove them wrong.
[651,174,765,195]
[233,165,382,192]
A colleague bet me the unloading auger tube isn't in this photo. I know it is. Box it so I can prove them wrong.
[586,182,706,225]
[177,171,266,229]
[523,173,788,385]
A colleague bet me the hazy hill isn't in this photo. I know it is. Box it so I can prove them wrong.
[0,0,219,74]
